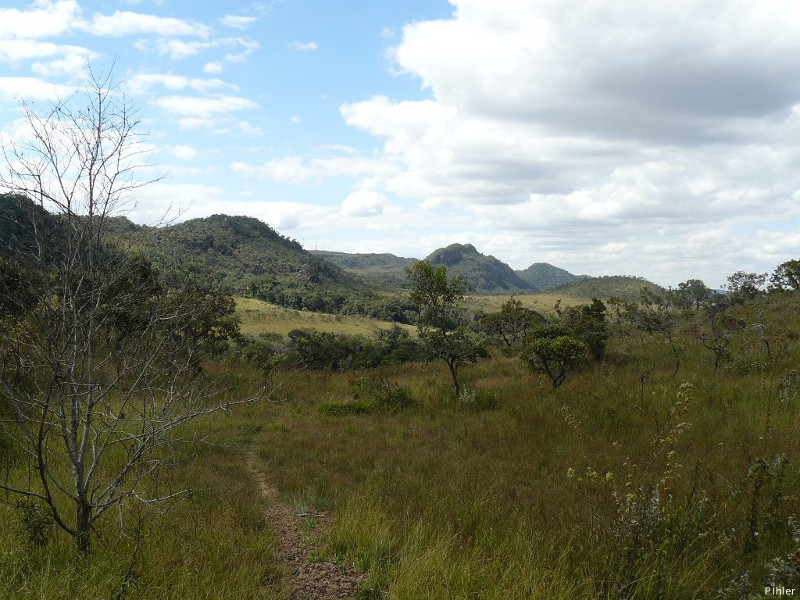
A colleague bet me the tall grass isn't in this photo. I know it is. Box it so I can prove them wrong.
[2,295,799,598]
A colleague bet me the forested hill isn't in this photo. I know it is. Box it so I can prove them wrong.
[311,250,415,289]
[516,262,586,291]
[425,243,531,293]
[550,275,662,301]
[125,214,377,313]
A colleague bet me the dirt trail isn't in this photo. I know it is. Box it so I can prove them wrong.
[248,452,366,600]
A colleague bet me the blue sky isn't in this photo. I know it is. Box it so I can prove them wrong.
[2,0,800,287]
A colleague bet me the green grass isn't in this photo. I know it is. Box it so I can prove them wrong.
[2,295,799,598]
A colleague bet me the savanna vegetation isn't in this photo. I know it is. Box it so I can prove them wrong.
[1,70,799,600]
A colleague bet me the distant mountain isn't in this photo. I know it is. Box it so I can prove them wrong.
[550,275,662,301]
[516,262,586,292]
[311,251,415,289]
[425,243,530,293]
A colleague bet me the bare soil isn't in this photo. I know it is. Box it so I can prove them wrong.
[248,453,366,600]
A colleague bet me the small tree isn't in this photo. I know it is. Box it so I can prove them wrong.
[618,287,682,376]
[520,324,586,388]
[405,260,487,402]
[556,298,609,361]
[480,296,545,351]
[769,260,800,293]
[0,69,262,552]
[725,271,767,302]
[671,279,714,312]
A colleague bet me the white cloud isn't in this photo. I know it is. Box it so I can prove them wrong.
[0,39,94,79]
[341,189,386,217]
[154,94,258,118]
[125,73,237,95]
[204,62,224,74]
[0,77,77,102]
[289,41,318,51]
[232,153,400,185]
[80,10,210,38]
[164,145,197,160]
[327,0,800,285]
[0,1,80,40]
[221,15,257,30]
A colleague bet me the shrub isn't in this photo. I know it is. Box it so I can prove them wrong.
[351,376,414,413]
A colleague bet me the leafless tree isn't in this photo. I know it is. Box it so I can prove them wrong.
[0,68,262,552]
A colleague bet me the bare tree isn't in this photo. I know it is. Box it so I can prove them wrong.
[0,69,261,552]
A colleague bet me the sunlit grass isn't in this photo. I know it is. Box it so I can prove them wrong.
[236,296,416,337]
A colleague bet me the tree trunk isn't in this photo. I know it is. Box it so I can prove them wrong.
[76,499,92,553]
[448,361,460,406]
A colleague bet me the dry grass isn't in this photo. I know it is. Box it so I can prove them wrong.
[236,297,415,337]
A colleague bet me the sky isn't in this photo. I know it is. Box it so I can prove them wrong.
[2,0,800,288]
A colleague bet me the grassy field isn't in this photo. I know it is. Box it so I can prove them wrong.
[236,297,416,337]
[1,295,799,599]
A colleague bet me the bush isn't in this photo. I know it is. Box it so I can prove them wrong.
[351,376,414,413]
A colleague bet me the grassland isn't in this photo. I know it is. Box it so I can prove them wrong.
[236,297,416,337]
[1,294,799,599]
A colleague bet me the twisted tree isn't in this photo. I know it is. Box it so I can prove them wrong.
[0,69,261,552]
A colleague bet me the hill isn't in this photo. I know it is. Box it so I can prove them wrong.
[118,214,378,314]
[516,262,586,291]
[425,243,530,293]
[311,250,415,289]
[0,193,66,257]
[550,275,662,301]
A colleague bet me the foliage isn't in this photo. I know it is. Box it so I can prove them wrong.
[726,270,767,301]
[281,326,422,371]
[480,296,546,351]
[406,260,488,400]
[557,297,609,360]
[351,376,414,412]
[671,278,715,311]
[612,286,683,375]
[520,323,587,388]
[769,259,800,293]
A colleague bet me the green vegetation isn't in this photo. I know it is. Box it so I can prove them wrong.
[516,261,586,291]
[425,243,530,293]
[554,274,662,301]
[311,250,416,289]
[406,260,489,400]
[2,264,800,597]
[2,69,798,598]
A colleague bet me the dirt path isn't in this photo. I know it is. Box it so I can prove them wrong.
[248,452,366,600]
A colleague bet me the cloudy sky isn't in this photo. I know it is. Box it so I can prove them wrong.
[2,0,800,287]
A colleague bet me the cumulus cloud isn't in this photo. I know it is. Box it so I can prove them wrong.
[0,77,77,102]
[330,0,800,284]
[341,189,387,217]
[0,1,80,40]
